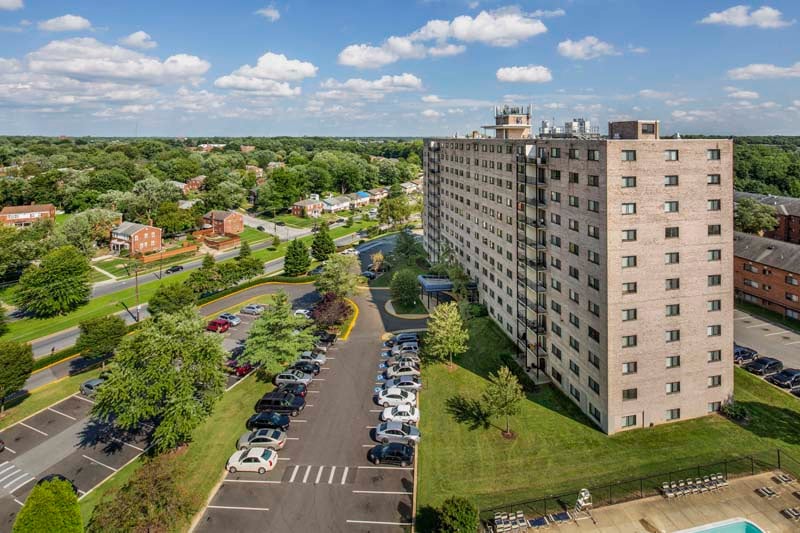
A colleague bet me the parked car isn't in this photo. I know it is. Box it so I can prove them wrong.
[385,363,421,379]
[294,309,312,319]
[375,421,421,446]
[381,403,420,424]
[255,391,305,416]
[257,225,266,231]
[226,359,253,377]
[362,271,376,280]
[314,331,337,344]
[733,344,758,364]
[276,221,286,226]
[246,411,290,431]
[384,353,420,366]
[218,313,241,327]
[240,304,265,316]
[392,342,419,355]
[376,387,416,408]
[237,429,287,451]
[310,265,325,275]
[382,375,422,392]
[341,248,360,256]
[367,443,414,467]
[384,333,419,348]
[298,350,326,365]
[0,439,5,452]
[80,377,106,397]
[206,318,231,333]
[276,382,307,398]
[226,447,277,474]
[165,265,184,274]
[273,369,313,386]
[766,368,800,389]
[744,357,783,376]
[291,361,321,376]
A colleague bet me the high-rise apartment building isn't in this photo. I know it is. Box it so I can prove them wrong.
[423,107,733,434]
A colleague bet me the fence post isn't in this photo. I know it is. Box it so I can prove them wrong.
[609,485,613,505]
[751,456,755,476]
[640,478,644,498]
[778,449,782,471]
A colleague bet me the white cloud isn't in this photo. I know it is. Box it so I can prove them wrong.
[628,44,648,54]
[638,89,671,99]
[496,65,552,83]
[422,94,442,103]
[529,9,565,18]
[421,109,442,118]
[318,73,422,100]
[38,14,92,32]
[447,9,547,46]
[664,97,695,106]
[119,104,154,114]
[214,76,299,96]
[0,0,22,11]
[338,44,401,69]
[700,5,794,29]
[119,31,157,50]
[671,109,719,122]
[27,38,210,84]
[557,36,619,60]
[724,86,759,99]
[255,6,280,22]
[728,62,800,79]
[794,100,800,107]
[542,102,565,109]
[220,52,317,82]
[429,43,466,57]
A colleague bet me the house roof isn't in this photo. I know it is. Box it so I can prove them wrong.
[168,180,185,189]
[204,210,238,221]
[324,196,350,206]
[0,203,55,215]
[294,199,322,207]
[734,232,800,274]
[188,175,206,183]
[113,221,153,237]
[734,191,800,217]
[400,182,415,188]
[368,187,387,195]
[356,191,371,198]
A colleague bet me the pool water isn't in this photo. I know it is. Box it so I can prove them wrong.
[676,518,764,533]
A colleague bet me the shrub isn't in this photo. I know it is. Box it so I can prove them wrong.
[721,400,749,423]
[436,496,479,533]
[311,292,353,328]
[13,478,81,533]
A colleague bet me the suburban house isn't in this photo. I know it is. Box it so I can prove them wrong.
[368,187,388,203]
[267,161,286,170]
[734,191,800,245]
[168,180,189,195]
[203,210,244,235]
[240,145,256,153]
[198,143,225,152]
[246,165,264,179]
[347,191,371,209]
[186,175,206,192]
[292,197,324,218]
[734,231,800,322]
[0,203,56,227]
[322,195,350,213]
[110,222,163,254]
[400,181,419,194]
[178,199,201,210]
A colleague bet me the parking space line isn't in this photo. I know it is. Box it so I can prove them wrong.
[289,465,299,483]
[321,367,331,370]
[0,467,21,483]
[306,404,315,408]
[328,466,336,484]
[293,419,308,423]
[208,505,269,512]
[357,466,413,471]
[71,394,95,404]
[112,438,145,452]
[327,357,336,360]
[315,466,324,484]
[341,466,349,485]
[48,407,77,421]
[224,479,281,484]
[746,323,765,328]
[764,332,784,337]
[352,490,413,495]
[286,437,300,441]
[3,446,15,454]
[734,316,749,320]
[20,422,47,436]
[302,465,312,483]
[365,425,377,429]
[346,520,413,526]
[3,472,30,490]
[277,457,291,461]
[786,341,800,345]
[307,390,320,394]
[313,378,326,381]
[9,475,35,494]
[82,454,118,472]
[13,499,23,506]
[369,409,382,413]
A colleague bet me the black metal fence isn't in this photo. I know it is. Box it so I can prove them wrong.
[480,449,799,521]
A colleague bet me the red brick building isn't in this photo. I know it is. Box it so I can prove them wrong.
[0,204,56,227]
[734,191,800,245]
[292,198,324,218]
[734,231,800,322]
[110,222,163,254]
[203,210,243,235]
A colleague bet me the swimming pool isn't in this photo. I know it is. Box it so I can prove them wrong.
[675,518,764,533]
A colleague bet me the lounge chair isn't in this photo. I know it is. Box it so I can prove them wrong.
[661,482,675,498]
[548,511,571,524]
[515,511,526,528]
[781,508,800,521]
[528,516,549,529]
[702,476,715,491]
[676,480,687,496]
[777,473,795,484]
[716,473,729,487]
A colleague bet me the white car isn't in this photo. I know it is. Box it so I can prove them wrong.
[384,354,420,367]
[382,376,422,392]
[391,342,419,355]
[294,309,312,319]
[341,248,360,256]
[376,387,416,408]
[226,447,278,474]
[298,350,326,365]
[385,363,421,379]
[381,404,420,424]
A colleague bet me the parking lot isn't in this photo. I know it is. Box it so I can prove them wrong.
[734,308,800,369]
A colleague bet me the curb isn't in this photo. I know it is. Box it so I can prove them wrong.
[384,300,429,320]
[339,298,360,341]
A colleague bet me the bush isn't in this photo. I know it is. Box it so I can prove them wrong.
[13,478,81,533]
[390,268,419,308]
[436,496,479,533]
[311,292,353,328]
[721,400,749,422]
[468,303,487,317]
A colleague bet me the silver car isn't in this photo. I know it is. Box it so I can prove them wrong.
[391,342,419,355]
[384,354,420,367]
[376,387,416,407]
[382,376,422,392]
[80,377,106,397]
[240,304,265,315]
[385,363,421,379]
[298,350,327,365]
[375,421,421,446]
[273,369,313,386]
[237,429,287,451]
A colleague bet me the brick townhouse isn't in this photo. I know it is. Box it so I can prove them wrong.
[203,210,244,235]
[0,203,56,227]
[734,191,800,245]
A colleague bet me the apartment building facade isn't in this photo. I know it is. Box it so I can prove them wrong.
[423,111,734,434]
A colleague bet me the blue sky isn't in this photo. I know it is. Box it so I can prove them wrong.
[0,0,799,136]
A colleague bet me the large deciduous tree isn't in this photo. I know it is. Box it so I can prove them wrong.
[435,496,479,533]
[481,366,525,437]
[423,302,469,367]
[13,477,82,533]
[13,245,91,317]
[390,268,419,308]
[76,315,127,361]
[147,283,198,318]
[314,254,360,298]
[734,197,779,234]
[92,308,226,453]
[0,341,33,414]
[283,239,310,277]
[311,222,336,262]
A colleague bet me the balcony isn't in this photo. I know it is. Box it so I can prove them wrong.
[527,259,547,270]
[536,155,548,165]
[526,280,547,293]
[526,238,547,251]
[528,344,548,358]
[518,296,547,314]
[527,319,546,334]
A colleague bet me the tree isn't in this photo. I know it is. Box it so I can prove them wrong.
[272,234,281,249]
[57,208,121,255]
[310,292,353,328]
[240,291,316,374]
[13,245,91,317]
[148,283,197,318]
[423,302,469,367]
[0,304,7,336]
[314,254,360,298]
[239,239,253,259]
[311,222,336,262]
[482,366,525,436]
[436,496,479,533]
[0,341,33,414]
[185,254,221,295]
[283,239,310,276]
[379,185,411,227]
[390,268,419,308]
[393,231,425,265]
[92,308,226,453]
[13,477,81,533]
[734,197,779,234]
[76,315,127,361]
[370,250,385,272]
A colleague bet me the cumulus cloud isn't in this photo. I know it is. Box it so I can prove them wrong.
[214,52,316,95]
[38,14,92,32]
[429,43,466,57]
[530,9,565,18]
[0,0,23,11]
[671,109,719,122]
[255,6,280,22]
[724,86,759,99]
[318,73,422,100]
[700,5,794,29]
[119,31,157,50]
[628,44,648,54]
[638,89,671,99]
[728,61,800,79]
[557,36,619,60]
[422,94,442,103]
[421,109,442,118]
[496,65,552,83]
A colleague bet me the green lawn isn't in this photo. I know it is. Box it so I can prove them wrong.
[417,317,800,513]
[371,259,427,288]
[54,213,72,227]
[267,213,326,228]
[392,297,427,315]
[239,226,271,244]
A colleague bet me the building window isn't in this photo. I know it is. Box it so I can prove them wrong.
[708,350,722,362]
[621,150,636,161]
[588,376,600,394]
[622,362,637,375]
[786,276,799,286]
[569,219,579,231]
[623,282,637,294]
[666,304,680,317]
[551,147,561,158]
[642,123,655,134]
[622,256,637,268]
[666,355,681,368]
[622,176,636,188]
[708,249,721,261]
[588,175,599,186]
[664,201,679,213]
[622,389,638,401]
[708,402,721,413]
[569,360,580,376]
[568,148,579,160]
[665,227,679,239]
[707,149,721,160]
[708,224,721,236]
[665,408,681,421]
[707,174,721,185]
[588,200,599,212]
[588,327,600,343]
[708,375,722,388]
[551,170,561,180]
[569,266,580,279]
[569,172,579,183]
[569,337,580,352]
[664,150,679,161]
[622,229,637,241]
[587,250,600,264]
[569,195,580,208]
[550,191,561,202]
[622,203,636,215]
[622,414,638,428]
[569,384,580,401]
[587,149,600,161]
[569,313,580,327]
[666,278,680,290]
[664,175,679,186]
[708,274,722,286]
[587,225,599,239]
[665,252,680,264]
[588,351,600,368]
[666,381,681,394]
[708,299,721,311]
[707,199,721,211]
[589,403,601,421]
[622,308,637,321]
[707,325,721,336]
[665,329,681,342]
[622,335,638,348]
[588,301,600,316]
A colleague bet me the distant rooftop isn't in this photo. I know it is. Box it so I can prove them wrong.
[734,231,800,273]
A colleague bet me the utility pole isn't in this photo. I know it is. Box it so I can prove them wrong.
[131,259,140,322]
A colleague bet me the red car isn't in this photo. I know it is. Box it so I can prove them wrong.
[206,319,230,333]
[226,359,253,377]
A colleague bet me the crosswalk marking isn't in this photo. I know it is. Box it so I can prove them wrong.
[328,466,336,484]
[314,466,324,484]
[289,465,299,483]
[341,467,349,485]
[302,465,312,483]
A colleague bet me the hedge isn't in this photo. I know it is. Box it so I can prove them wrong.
[13,477,82,533]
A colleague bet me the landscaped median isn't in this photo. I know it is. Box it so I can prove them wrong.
[416,317,800,515]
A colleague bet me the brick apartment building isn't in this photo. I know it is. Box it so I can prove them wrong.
[0,203,56,227]
[423,107,733,434]
[292,198,324,218]
[734,191,800,245]
[734,231,800,321]
[110,222,162,254]
[203,210,244,235]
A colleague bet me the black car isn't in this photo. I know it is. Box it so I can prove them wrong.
[246,411,290,431]
[257,225,266,231]
[384,333,420,348]
[367,443,414,467]
[766,368,800,389]
[314,331,337,344]
[36,474,78,494]
[744,357,783,376]
[0,439,4,453]
[276,221,286,226]
[362,271,376,280]
[276,382,308,398]
[733,344,758,364]
[291,361,321,376]
[310,265,324,276]
[165,265,184,274]
[254,391,306,416]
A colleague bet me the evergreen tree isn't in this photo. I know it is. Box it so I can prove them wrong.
[311,222,336,262]
[283,239,310,276]
[0,341,33,414]
[148,283,197,318]
[76,315,127,361]
[13,477,81,533]
[239,239,252,258]
[423,302,469,367]
[13,245,91,317]
[271,234,280,249]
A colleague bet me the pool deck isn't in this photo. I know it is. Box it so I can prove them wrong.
[529,471,800,532]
